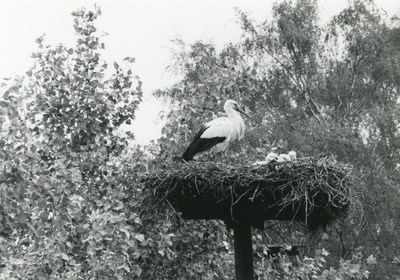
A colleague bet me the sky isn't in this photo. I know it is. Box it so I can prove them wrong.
[1,0,399,143]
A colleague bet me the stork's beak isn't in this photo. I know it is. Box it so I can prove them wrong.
[236,106,250,118]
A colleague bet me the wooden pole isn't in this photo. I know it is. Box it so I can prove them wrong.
[233,224,254,280]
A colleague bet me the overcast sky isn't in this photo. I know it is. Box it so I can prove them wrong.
[1,0,399,143]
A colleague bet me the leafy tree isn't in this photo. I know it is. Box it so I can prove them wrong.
[0,6,148,279]
[155,0,400,279]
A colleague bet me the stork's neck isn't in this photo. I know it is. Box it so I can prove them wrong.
[225,107,241,121]
[225,107,245,140]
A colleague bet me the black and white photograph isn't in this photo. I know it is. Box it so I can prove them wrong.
[1,0,399,279]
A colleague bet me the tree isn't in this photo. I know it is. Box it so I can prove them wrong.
[0,6,148,279]
[155,0,400,279]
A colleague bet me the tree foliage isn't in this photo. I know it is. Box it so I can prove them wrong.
[0,7,147,279]
[156,0,400,279]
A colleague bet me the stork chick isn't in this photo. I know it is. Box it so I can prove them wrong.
[288,151,297,161]
[251,152,278,166]
[277,151,297,163]
[277,154,291,163]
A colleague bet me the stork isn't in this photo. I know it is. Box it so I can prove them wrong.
[277,151,297,163]
[266,152,279,163]
[288,151,297,161]
[182,99,249,162]
[251,152,278,166]
[277,154,291,163]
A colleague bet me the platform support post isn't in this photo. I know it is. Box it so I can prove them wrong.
[233,224,254,280]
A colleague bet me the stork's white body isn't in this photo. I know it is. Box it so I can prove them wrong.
[182,100,248,161]
[194,117,234,158]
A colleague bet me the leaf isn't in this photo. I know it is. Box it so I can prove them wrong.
[9,86,19,95]
[132,265,142,277]
[60,253,69,261]
[321,248,330,256]
[0,107,8,115]
[35,36,44,44]
[349,264,360,274]
[134,233,145,242]
[130,213,142,225]
[123,57,136,63]
[120,227,130,239]
[12,259,24,265]
[117,265,130,272]
[114,204,124,211]
[366,254,377,264]
[2,90,10,99]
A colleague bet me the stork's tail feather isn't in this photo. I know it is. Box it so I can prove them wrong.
[182,149,194,162]
[182,135,226,163]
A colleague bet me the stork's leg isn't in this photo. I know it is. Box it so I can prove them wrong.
[213,152,225,162]
[221,151,228,161]
[209,152,215,161]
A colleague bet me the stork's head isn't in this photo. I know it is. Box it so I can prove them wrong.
[224,99,249,118]
[266,152,278,161]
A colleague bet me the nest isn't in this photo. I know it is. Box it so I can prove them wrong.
[142,157,354,232]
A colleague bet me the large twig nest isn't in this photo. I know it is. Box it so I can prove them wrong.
[142,157,355,232]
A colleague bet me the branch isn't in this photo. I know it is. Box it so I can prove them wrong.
[261,45,304,93]
[261,45,323,125]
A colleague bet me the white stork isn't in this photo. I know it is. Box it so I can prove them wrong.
[182,99,249,162]
[277,154,291,163]
[251,152,278,166]
[277,151,297,163]
[266,152,279,163]
[288,151,297,161]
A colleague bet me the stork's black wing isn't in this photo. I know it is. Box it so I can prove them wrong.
[182,125,226,161]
